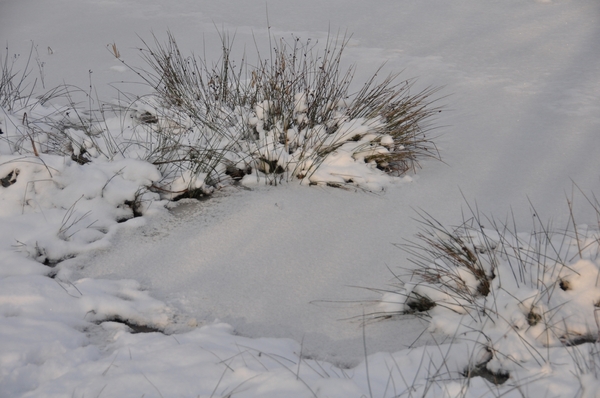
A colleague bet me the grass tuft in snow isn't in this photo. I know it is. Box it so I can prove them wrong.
[375,191,600,392]
[114,31,443,193]
[1,54,119,164]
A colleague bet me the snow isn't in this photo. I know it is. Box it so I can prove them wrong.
[2,0,600,396]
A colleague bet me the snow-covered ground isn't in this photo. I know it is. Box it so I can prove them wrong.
[2,0,600,396]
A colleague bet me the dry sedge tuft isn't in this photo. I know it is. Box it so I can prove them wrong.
[116,30,443,192]
[377,192,600,392]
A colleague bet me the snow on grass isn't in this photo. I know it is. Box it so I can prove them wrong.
[0,35,448,397]
[2,2,600,394]
[114,32,441,192]
[3,96,600,398]
[377,199,600,395]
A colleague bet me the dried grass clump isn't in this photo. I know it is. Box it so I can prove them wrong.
[1,44,121,164]
[120,31,443,191]
[377,191,600,390]
[1,34,443,200]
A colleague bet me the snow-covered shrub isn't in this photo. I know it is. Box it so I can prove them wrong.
[119,32,442,192]
[1,48,120,166]
[2,33,442,200]
[379,199,600,392]
[1,47,84,158]
[0,49,165,268]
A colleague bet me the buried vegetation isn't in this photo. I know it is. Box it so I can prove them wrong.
[117,31,443,193]
[375,192,600,389]
[3,30,600,397]
[2,31,444,205]
[0,32,444,277]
